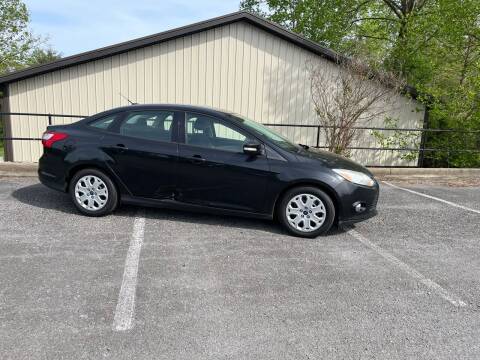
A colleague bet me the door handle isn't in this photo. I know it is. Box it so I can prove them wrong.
[190,154,206,164]
[111,144,128,152]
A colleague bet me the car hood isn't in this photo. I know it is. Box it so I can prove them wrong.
[296,148,373,176]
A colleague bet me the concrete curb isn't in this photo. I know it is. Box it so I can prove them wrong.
[369,167,480,176]
[0,162,479,178]
[0,162,38,177]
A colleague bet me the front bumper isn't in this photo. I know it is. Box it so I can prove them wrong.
[335,179,379,225]
[338,208,377,226]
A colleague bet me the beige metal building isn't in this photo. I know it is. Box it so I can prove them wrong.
[0,11,425,164]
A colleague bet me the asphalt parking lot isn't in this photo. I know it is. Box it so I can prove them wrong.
[1,177,479,359]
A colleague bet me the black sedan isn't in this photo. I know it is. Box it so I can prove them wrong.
[39,104,378,238]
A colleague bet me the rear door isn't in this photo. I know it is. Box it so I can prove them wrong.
[102,109,182,198]
[175,112,271,213]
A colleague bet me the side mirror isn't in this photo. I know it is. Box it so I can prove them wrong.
[243,142,262,156]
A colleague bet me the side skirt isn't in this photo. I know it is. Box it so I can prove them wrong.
[120,195,273,220]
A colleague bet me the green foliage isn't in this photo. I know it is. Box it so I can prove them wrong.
[25,48,62,67]
[422,127,480,168]
[0,0,60,76]
[0,0,38,74]
[0,0,61,157]
[371,117,420,161]
[241,0,480,167]
[406,1,480,167]
[240,0,363,52]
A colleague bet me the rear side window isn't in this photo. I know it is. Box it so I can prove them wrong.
[88,114,118,130]
[119,111,174,142]
[89,114,117,130]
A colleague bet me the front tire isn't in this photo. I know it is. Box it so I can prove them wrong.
[278,186,335,238]
[69,168,118,216]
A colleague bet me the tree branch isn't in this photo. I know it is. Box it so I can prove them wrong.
[357,33,393,42]
[348,0,375,15]
[382,0,403,18]
[350,17,398,24]
[415,0,429,12]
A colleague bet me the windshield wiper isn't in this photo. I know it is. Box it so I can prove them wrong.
[298,143,310,150]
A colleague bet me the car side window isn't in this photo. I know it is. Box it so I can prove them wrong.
[88,114,118,130]
[119,111,174,142]
[185,112,252,153]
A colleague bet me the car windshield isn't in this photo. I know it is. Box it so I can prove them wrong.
[230,114,299,152]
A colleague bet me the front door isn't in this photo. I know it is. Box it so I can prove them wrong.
[103,109,181,198]
[176,112,271,213]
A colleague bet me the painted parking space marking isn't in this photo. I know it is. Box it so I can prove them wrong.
[383,181,480,214]
[345,227,467,308]
[113,209,146,331]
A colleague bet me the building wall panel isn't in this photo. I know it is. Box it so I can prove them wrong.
[5,21,424,163]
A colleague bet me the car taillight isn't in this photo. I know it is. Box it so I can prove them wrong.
[42,131,69,148]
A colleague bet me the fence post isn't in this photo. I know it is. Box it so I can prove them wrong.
[48,114,52,126]
[417,108,429,167]
[316,126,320,148]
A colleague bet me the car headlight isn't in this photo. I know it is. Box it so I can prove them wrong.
[333,169,375,187]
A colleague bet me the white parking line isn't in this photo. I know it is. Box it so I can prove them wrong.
[383,181,480,214]
[345,227,467,308]
[113,209,146,331]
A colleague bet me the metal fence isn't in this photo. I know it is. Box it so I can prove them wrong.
[0,112,479,167]
[262,123,480,168]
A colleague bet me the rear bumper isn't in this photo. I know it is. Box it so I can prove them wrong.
[38,169,67,192]
[38,153,68,192]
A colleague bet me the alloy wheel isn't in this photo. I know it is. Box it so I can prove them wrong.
[285,193,326,232]
[74,175,109,211]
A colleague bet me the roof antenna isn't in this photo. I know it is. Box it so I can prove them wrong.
[119,92,137,105]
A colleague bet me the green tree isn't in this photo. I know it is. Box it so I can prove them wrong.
[398,1,480,166]
[0,0,61,157]
[239,1,433,60]
[240,0,362,51]
[0,0,39,74]
[241,0,480,167]
[26,48,62,67]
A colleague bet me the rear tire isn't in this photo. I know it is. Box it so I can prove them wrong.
[278,186,335,238]
[69,168,118,217]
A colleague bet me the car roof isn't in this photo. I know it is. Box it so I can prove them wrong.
[99,104,235,118]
